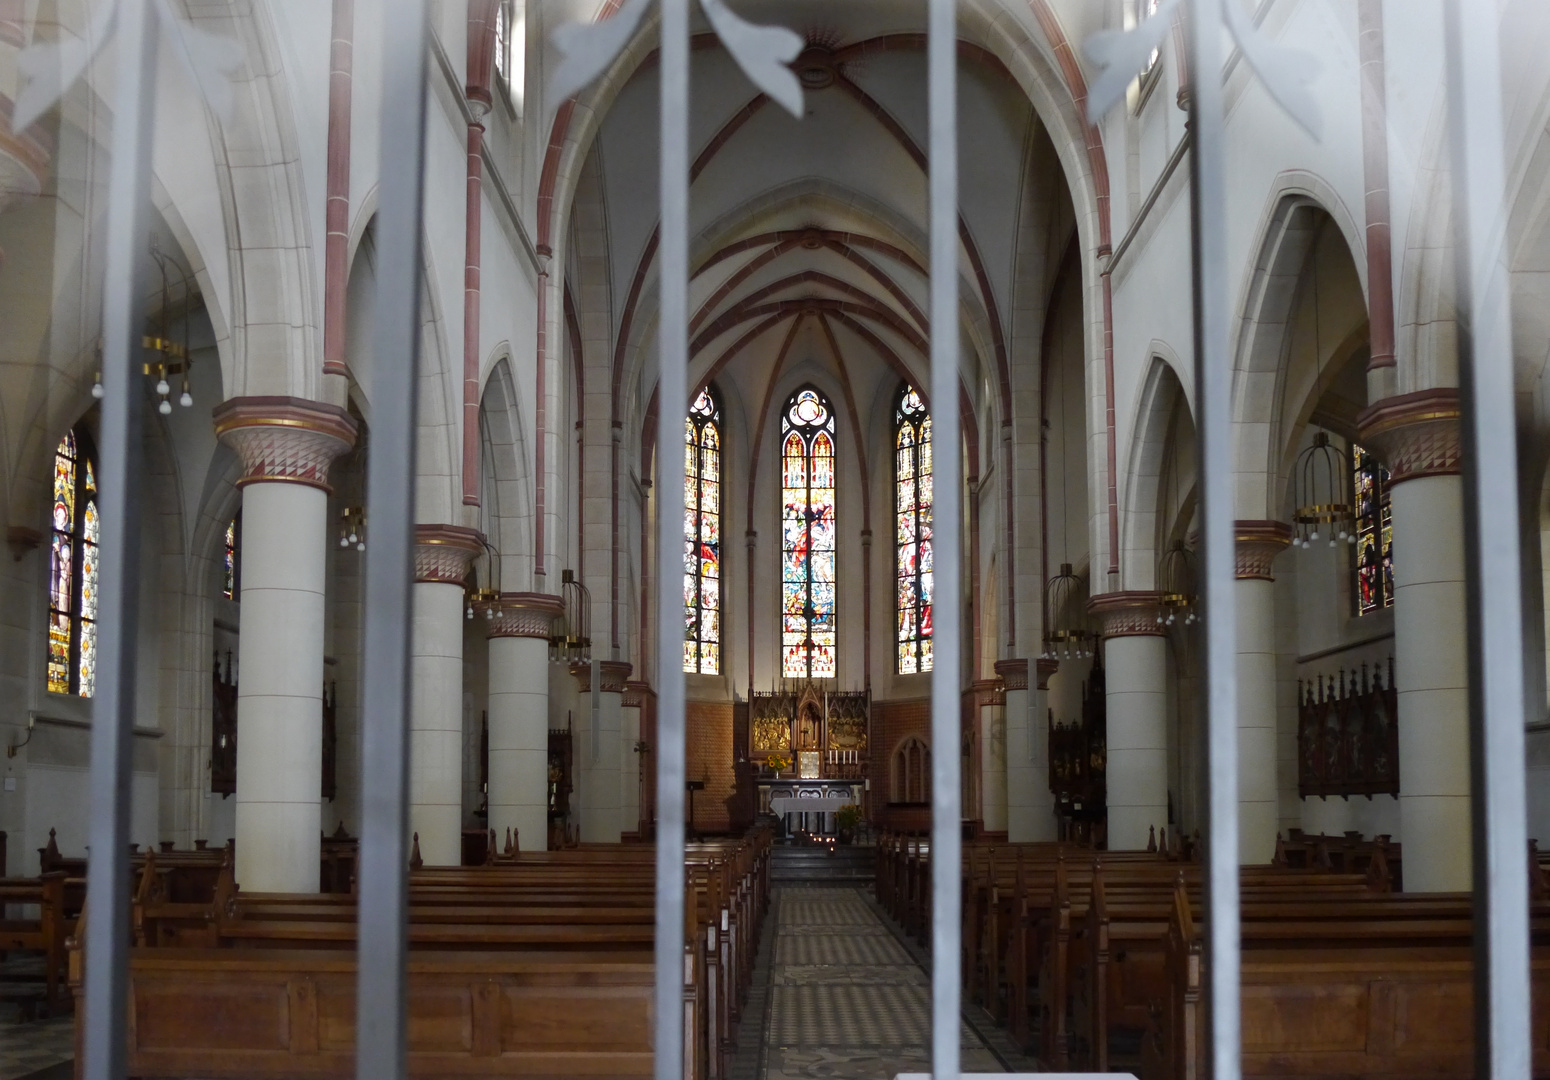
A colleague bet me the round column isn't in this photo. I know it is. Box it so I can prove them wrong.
[1360,390,1468,891]
[1000,658,1056,841]
[573,660,630,843]
[1236,521,1293,864]
[486,593,563,853]
[1090,592,1169,851]
[409,525,482,866]
[622,681,648,838]
[214,397,357,893]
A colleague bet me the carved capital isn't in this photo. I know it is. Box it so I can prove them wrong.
[622,680,651,709]
[994,658,1029,692]
[1235,520,1294,581]
[1035,658,1060,690]
[970,678,1005,707]
[572,659,633,694]
[213,396,357,492]
[1356,388,1462,484]
[1088,591,1166,638]
[413,524,484,584]
[485,592,563,639]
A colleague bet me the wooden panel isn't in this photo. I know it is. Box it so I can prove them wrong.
[1242,983,1369,1052]
[500,984,652,1052]
[406,983,475,1052]
[1393,981,1473,1049]
[132,976,291,1051]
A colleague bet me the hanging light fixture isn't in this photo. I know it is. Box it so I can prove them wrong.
[1041,562,1093,661]
[550,569,591,666]
[337,506,367,551]
[466,538,502,621]
[137,248,198,415]
[1156,539,1198,626]
[1292,431,1355,549]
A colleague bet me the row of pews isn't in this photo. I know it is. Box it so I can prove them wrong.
[65,826,772,1079]
[877,830,1550,1079]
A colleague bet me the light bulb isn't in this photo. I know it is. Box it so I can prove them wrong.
[485,607,494,621]
[348,531,358,544]
[1329,538,1337,548]
[91,380,105,400]
[156,378,170,396]
[1347,535,1356,545]
[158,399,172,415]
[180,389,193,408]
[357,541,366,552]
[1309,530,1319,541]
[339,536,349,548]
[466,605,474,620]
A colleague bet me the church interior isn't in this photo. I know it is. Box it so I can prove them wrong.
[3,0,1550,1077]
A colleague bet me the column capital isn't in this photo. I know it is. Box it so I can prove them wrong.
[994,658,1029,691]
[213,396,358,491]
[1235,520,1294,580]
[970,678,1005,707]
[622,680,651,708]
[485,592,563,639]
[413,524,484,584]
[1088,590,1166,638]
[1356,387,1462,484]
[572,659,632,693]
[1035,658,1060,690]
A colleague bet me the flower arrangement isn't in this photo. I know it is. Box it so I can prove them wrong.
[764,752,792,774]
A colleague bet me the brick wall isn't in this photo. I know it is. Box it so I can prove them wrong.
[686,700,737,834]
[870,698,932,831]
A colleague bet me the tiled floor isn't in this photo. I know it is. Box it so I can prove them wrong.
[0,955,74,1080]
[759,886,1006,1080]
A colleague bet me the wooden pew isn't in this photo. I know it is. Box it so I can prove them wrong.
[0,870,68,1013]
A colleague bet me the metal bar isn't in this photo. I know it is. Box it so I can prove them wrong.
[353,0,429,1076]
[655,1,690,1077]
[81,3,157,1077]
[928,1,961,1077]
[1443,2,1533,1077]
[1183,2,1240,1079]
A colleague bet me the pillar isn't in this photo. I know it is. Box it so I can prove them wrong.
[622,681,648,838]
[1360,389,1469,891]
[409,525,482,866]
[1089,592,1169,851]
[1236,521,1293,864]
[214,397,357,893]
[574,660,630,843]
[486,593,563,852]
[1001,658,1056,841]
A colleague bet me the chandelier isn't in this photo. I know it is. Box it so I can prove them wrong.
[550,568,591,665]
[1041,562,1093,660]
[1292,431,1355,549]
[336,507,366,551]
[1156,540,1197,626]
[93,248,198,414]
[465,538,503,621]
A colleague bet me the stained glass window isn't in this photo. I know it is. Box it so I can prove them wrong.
[781,387,837,679]
[684,387,722,674]
[1352,442,1394,615]
[48,427,98,696]
[223,515,240,601]
[895,385,933,674]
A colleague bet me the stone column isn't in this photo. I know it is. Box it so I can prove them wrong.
[486,593,563,853]
[213,397,357,892]
[1360,389,1468,892]
[970,679,1007,836]
[1236,521,1293,864]
[409,525,483,866]
[1089,592,1169,851]
[1000,659,1051,841]
[622,680,648,838]
[574,660,630,843]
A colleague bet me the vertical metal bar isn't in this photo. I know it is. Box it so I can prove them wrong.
[1443,2,1533,1077]
[81,3,156,1078]
[655,1,690,1078]
[354,0,429,1076]
[1183,2,1240,1079]
[928,2,961,1077]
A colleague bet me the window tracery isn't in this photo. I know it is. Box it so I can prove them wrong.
[894,385,933,674]
[684,387,722,674]
[780,387,837,679]
[48,428,99,697]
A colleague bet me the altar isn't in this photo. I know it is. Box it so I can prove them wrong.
[749,683,869,836]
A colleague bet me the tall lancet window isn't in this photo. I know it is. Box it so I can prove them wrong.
[781,387,837,679]
[895,385,933,674]
[47,428,99,697]
[684,387,722,674]
[1352,443,1394,615]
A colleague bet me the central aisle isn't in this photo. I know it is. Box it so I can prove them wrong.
[756,886,1005,1079]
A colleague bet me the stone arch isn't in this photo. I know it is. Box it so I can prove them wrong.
[1121,353,1193,590]
[480,353,535,590]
